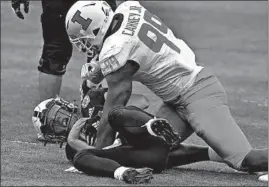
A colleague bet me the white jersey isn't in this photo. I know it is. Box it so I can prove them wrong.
[99,1,203,103]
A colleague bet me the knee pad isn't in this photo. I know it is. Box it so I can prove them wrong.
[40,12,73,72]
[108,106,126,130]
[38,58,67,76]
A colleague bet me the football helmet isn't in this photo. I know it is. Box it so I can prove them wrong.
[65,1,114,57]
[32,96,79,147]
[32,98,54,141]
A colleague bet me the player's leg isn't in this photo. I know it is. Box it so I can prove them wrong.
[72,105,170,182]
[73,147,154,184]
[155,103,222,168]
[241,149,268,173]
[156,102,193,142]
[73,104,170,181]
[66,133,157,183]
[107,105,171,170]
[108,105,217,169]
[68,135,167,180]
[65,143,77,163]
[167,143,211,169]
[108,105,177,147]
[187,99,267,172]
[38,1,73,102]
[74,137,169,173]
[179,68,267,172]
[127,94,150,110]
[38,73,62,102]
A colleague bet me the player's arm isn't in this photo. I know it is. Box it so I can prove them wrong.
[95,60,139,149]
[67,118,95,152]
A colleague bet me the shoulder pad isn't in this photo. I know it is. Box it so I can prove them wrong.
[99,36,136,61]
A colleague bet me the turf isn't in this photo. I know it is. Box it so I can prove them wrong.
[1,1,268,186]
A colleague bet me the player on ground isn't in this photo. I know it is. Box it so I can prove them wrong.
[31,95,174,184]
[65,0,268,175]
[32,92,214,184]
[32,86,266,183]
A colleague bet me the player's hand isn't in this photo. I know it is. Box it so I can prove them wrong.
[81,63,94,79]
[81,55,97,79]
[73,117,91,129]
[81,56,104,84]
[11,0,29,19]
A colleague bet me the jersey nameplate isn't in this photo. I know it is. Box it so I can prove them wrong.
[122,5,142,36]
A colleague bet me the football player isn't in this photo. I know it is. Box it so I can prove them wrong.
[65,0,268,175]
[32,94,172,184]
[11,0,117,111]
[32,92,212,184]
[12,0,151,141]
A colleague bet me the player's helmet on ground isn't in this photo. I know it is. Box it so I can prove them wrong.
[65,1,114,57]
[32,98,54,140]
[32,96,79,147]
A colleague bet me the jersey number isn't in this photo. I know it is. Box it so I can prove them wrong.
[138,10,181,54]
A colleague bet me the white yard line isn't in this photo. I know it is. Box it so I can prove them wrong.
[2,139,38,145]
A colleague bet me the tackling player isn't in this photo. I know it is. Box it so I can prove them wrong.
[11,0,150,142]
[65,0,268,175]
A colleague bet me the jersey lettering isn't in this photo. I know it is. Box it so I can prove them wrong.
[138,10,181,54]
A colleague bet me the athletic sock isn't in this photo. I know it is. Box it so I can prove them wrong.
[114,166,131,181]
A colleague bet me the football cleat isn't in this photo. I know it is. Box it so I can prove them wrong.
[122,168,153,184]
[143,118,181,148]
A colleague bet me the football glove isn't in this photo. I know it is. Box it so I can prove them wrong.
[80,115,101,146]
[80,82,108,146]
[11,0,29,19]
[81,55,104,84]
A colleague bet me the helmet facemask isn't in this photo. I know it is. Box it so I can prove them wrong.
[40,97,79,148]
[69,31,100,58]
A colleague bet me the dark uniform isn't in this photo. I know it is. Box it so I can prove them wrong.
[64,85,210,177]
[38,0,117,76]
[65,86,170,177]
[70,105,170,177]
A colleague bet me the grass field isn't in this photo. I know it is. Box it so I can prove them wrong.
[1,1,268,186]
